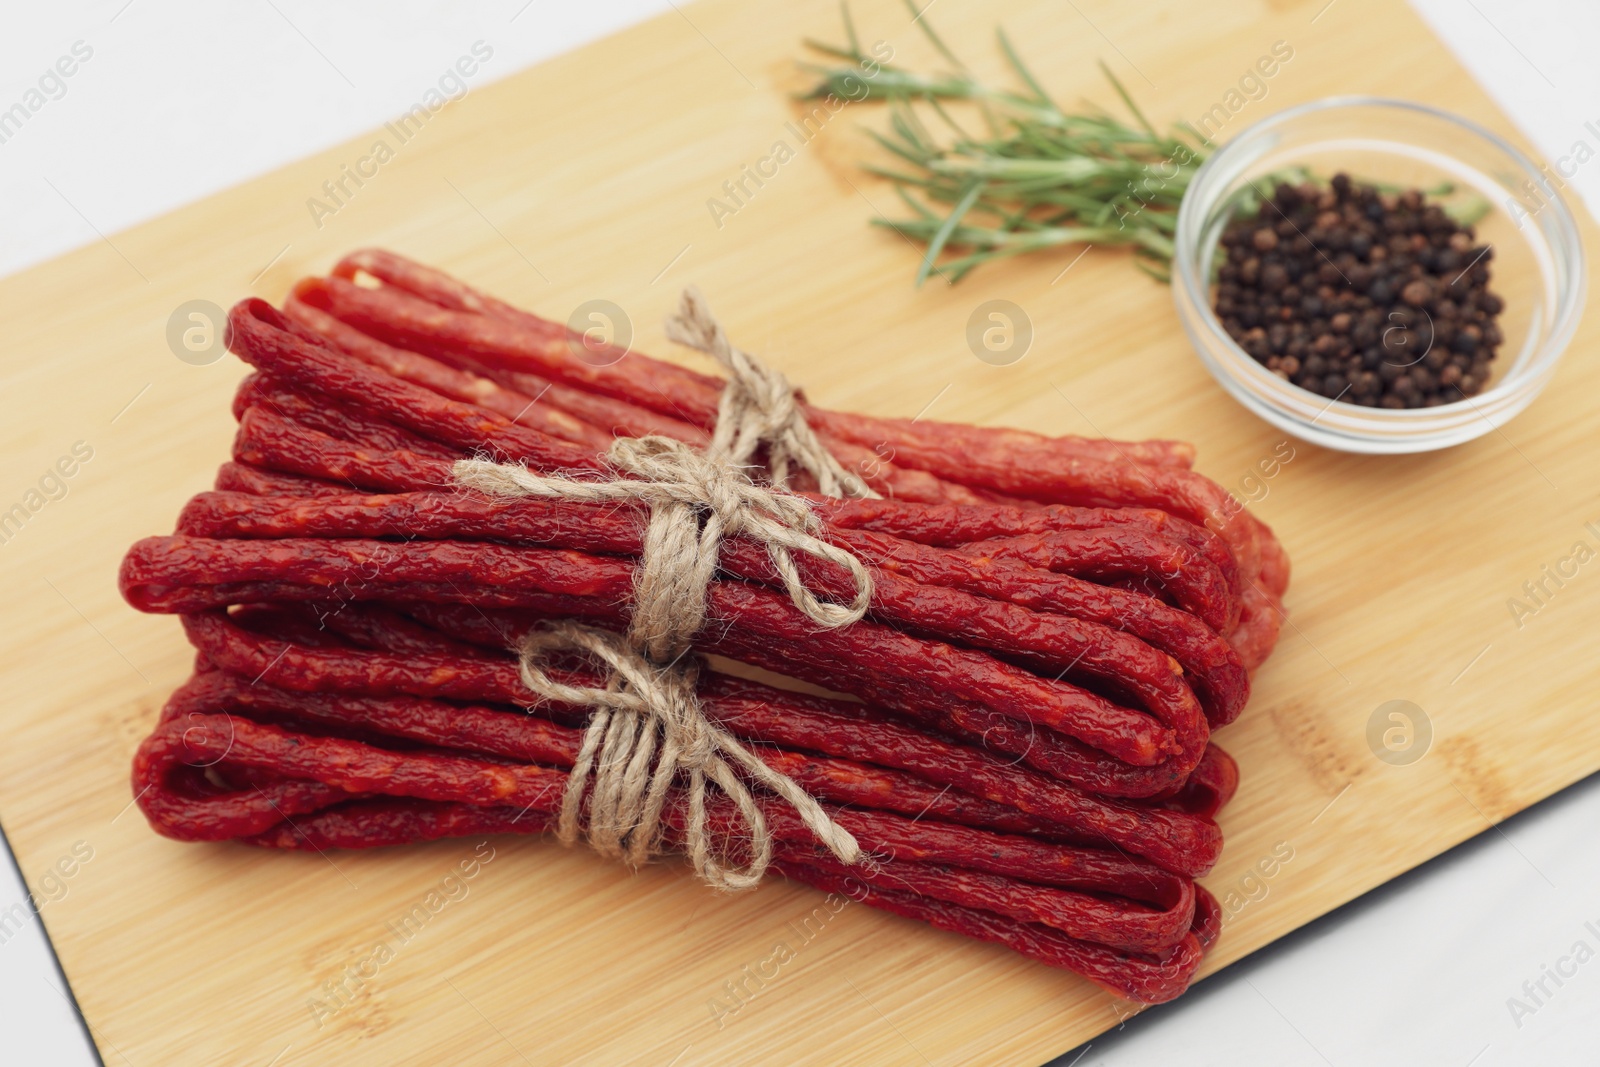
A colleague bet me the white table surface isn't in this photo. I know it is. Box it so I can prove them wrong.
[3,3,1596,1064]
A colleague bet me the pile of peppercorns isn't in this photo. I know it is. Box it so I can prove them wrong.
[1215,173,1504,407]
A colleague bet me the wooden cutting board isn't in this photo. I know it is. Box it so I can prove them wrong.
[3,0,1595,1062]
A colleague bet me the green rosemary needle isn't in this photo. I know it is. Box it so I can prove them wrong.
[802,2,1209,285]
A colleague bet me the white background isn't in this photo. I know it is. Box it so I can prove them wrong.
[2,3,1597,1065]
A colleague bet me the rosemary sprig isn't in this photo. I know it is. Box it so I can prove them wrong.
[803,2,1207,285]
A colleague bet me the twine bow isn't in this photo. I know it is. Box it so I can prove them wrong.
[666,287,880,501]
[451,288,878,890]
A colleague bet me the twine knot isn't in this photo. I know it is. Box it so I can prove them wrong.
[451,288,878,890]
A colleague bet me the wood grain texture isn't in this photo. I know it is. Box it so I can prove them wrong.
[1,0,1595,1063]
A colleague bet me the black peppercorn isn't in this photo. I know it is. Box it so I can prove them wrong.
[1214,174,1504,407]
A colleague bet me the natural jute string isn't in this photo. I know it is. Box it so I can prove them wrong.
[451,287,877,890]
[664,287,879,501]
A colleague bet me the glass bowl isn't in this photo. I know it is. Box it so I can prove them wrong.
[1172,96,1586,454]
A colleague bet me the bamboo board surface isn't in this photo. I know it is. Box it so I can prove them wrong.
[2,0,1597,1062]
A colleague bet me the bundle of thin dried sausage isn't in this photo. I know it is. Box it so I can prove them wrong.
[119,251,1287,1005]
